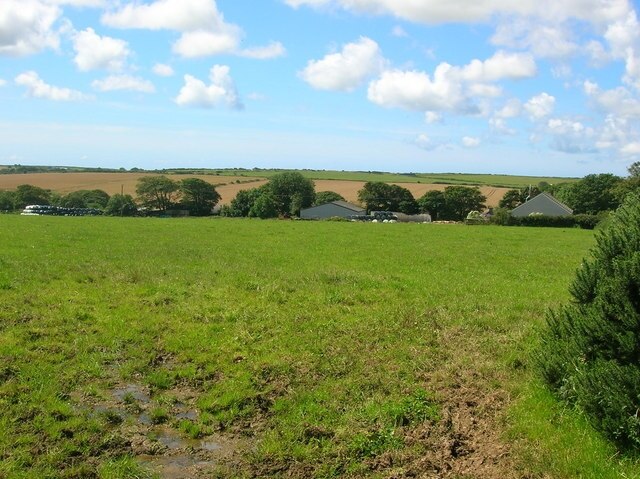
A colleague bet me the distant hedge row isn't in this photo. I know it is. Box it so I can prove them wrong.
[490,211,602,229]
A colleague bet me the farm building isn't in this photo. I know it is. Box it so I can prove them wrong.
[510,192,573,217]
[300,201,365,219]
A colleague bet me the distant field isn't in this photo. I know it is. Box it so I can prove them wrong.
[0,172,512,207]
[195,169,578,187]
[1,216,637,478]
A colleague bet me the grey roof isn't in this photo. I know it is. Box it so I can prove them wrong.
[324,201,365,212]
[510,192,573,217]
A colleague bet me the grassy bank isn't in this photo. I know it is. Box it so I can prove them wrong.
[0,216,636,478]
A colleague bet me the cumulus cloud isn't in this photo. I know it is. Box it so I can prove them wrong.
[367,51,536,115]
[15,70,90,101]
[414,134,438,150]
[153,63,174,77]
[72,28,130,71]
[0,0,61,56]
[584,81,640,119]
[546,117,597,154]
[175,64,242,109]
[0,79,6,87]
[491,19,578,59]
[300,37,385,91]
[425,111,442,124]
[462,136,481,148]
[172,29,240,58]
[494,98,522,118]
[239,41,286,59]
[92,74,155,93]
[102,0,280,60]
[524,92,555,120]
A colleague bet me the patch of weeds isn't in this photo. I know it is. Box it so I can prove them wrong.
[100,410,124,426]
[97,456,155,479]
[387,389,439,427]
[179,419,204,439]
[149,407,169,425]
[146,370,174,391]
[350,427,403,459]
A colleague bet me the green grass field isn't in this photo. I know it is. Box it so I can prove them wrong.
[0,216,637,478]
[158,168,577,188]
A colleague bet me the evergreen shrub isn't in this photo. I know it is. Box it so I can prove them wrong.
[539,194,640,450]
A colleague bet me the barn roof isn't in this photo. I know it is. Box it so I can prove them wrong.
[510,192,573,217]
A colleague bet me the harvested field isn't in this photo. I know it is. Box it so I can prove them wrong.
[0,173,510,207]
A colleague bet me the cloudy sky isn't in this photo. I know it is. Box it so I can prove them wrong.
[1,0,640,176]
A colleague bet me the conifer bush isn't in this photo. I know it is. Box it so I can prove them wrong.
[540,193,640,450]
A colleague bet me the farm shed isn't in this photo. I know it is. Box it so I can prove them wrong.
[300,201,365,219]
[510,192,573,217]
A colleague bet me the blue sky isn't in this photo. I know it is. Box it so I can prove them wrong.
[1,0,640,176]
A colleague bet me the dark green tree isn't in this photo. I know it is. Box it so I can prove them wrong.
[59,190,110,209]
[266,172,315,216]
[179,178,221,216]
[442,186,486,221]
[628,161,640,178]
[104,194,138,216]
[357,182,418,214]
[249,191,279,219]
[418,190,446,220]
[0,190,16,211]
[314,191,345,206]
[499,186,540,209]
[13,184,51,209]
[556,174,622,214]
[135,176,179,211]
[540,193,640,449]
[221,187,264,217]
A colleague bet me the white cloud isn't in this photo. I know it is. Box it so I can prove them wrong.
[300,37,385,92]
[584,81,640,119]
[102,0,245,58]
[494,98,522,118]
[92,75,155,93]
[462,136,481,148]
[489,117,516,135]
[101,0,223,31]
[367,51,535,115]
[0,79,6,87]
[175,65,242,109]
[620,142,640,155]
[425,111,442,124]
[546,117,597,154]
[0,0,61,56]
[239,41,286,59]
[461,51,537,82]
[491,20,578,59]
[392,25,408,37]
[15,70,90,101]
[172,29,240,58]
[153,63,174,77]
[524,92,555,120]
[415,134,437,150]
[284,0,634,25]
[72,28,130,72]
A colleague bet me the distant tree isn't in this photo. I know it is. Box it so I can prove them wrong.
[0,190,16,211]
[179,178,221,216]
[418,186,486,221]
[59,190,110,209]
[357,182,418,214]
[499,186,540,209]
[442,186,486,221]
[314,191,345,206]
[221,187,264,217]
[418,190,446,220]
[104,194,137,216]
[13,184,51,209]
[556,173,623,214]
[135,176,179,211]
[266,172,315,216]
[628,161,640,178]
[249,191,279,219]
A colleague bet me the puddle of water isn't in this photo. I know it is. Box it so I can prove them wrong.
[138,455,214,479]
[175,410,198,421]
[200,441,222,452]
[113,384,150,404]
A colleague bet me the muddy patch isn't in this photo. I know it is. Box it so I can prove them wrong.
[396,372,518,479]
[76,380,240,478]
